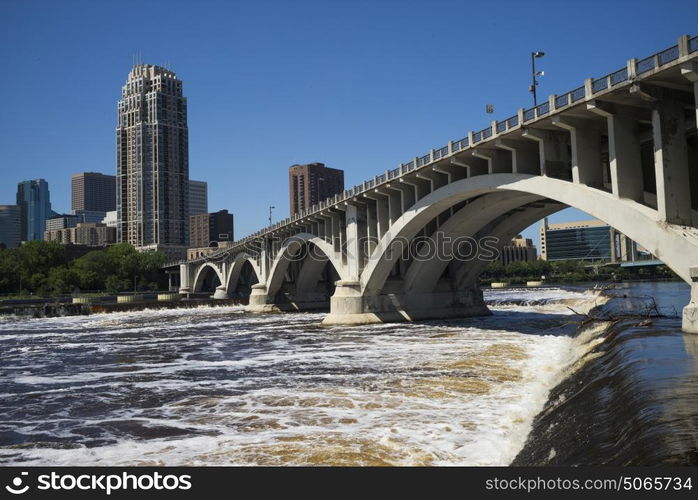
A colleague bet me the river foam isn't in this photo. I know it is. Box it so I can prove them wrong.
[0,287,599,465]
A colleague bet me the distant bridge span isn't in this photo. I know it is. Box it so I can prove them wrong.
[174,36,698,333]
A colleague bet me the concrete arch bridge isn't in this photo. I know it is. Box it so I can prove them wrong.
[176,36,698,332]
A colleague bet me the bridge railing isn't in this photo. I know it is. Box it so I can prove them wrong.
[221,35,697,252]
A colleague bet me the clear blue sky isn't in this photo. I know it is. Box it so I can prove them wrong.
[1,0,696,246]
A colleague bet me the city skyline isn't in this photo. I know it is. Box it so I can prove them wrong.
[1,1,696,247]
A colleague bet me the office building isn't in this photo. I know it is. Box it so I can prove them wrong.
[499,235,537,265]
[540,219,614,262]
[190,209,234,248]
[46,214,79,232]
[71,172,116,213]
[189,180,208,216]
[16,179,52,241]
[45,222,116,247]
[116,64,189,258]
[289,163,344,216]
[0,205,21,249]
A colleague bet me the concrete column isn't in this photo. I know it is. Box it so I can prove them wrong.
[588,102,644,202]
[522,128,571,179]
[472,148,512,174]
[682,267,698,334]
[463,156,489,177]
[365,200,377,257]
[552,116,604,188]
[681,61,698,127]
[652,98,692,225]
[610,228,617,263]
[179,263,192,294]
[392,183,416,211]
[344,204,361,280]
[329,211,342,253]
[495,139,539,174]
[387,190,402,225]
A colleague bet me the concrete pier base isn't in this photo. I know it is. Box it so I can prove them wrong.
[247,284,274,312]
[246,285,329,313]
[213,285,229,300]
[682,267,698,334]
[321,281,490,326]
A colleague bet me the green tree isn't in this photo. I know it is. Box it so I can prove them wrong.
[47,266,79,295]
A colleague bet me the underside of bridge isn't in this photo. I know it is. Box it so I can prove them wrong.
[178,37,698,333]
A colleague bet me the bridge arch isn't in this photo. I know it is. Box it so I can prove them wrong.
[192,262,225,293]
[361,173,698,297]
[225,252,262,296]
[266,232,349,301]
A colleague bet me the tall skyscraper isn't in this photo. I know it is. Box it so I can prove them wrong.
[289,163,344,216]
[189,180,208,216]
[72,172,116,213]
[116,64,189,257]
[0,205,21,249]
[16,179,52,241]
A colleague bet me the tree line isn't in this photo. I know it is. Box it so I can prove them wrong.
[480,258,678,284]
[0,241,167,296]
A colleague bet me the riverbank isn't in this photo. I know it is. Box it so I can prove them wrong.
[0,296,245,318]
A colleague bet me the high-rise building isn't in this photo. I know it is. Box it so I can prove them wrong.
[0,205,21,249]
[499,235,537,265]
[16,179,51,241]
[289,163,344,216]
[71,172,116,213]
[189,209,234,248]
[189,180,208,216]
[116,64,189,258]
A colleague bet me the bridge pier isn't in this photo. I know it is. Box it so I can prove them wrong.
[213,285,229,299]
[247,284,278,312]
[322,281,490,326]
[247,284,330,313]
[682,267,698,335]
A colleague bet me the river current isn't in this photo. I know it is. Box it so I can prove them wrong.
[0,282,695,466]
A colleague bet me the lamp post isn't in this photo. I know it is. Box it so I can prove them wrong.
[268,206,275,226]
[529,51,545,106]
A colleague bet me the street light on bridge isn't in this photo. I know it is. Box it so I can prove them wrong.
[529,51,545,106]
[269,205,275,226]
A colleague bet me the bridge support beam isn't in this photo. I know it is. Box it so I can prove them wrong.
[652,97,693,225]
[683,267,698,334]
[521,128,571,180]
[322,282,489,326]
[551,116,604,188]
[588,101,645,202]
[178,263,192,295]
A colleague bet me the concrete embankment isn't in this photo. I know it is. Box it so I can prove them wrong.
[0,297,245,318]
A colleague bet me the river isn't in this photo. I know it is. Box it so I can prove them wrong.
[0,282,695,466]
